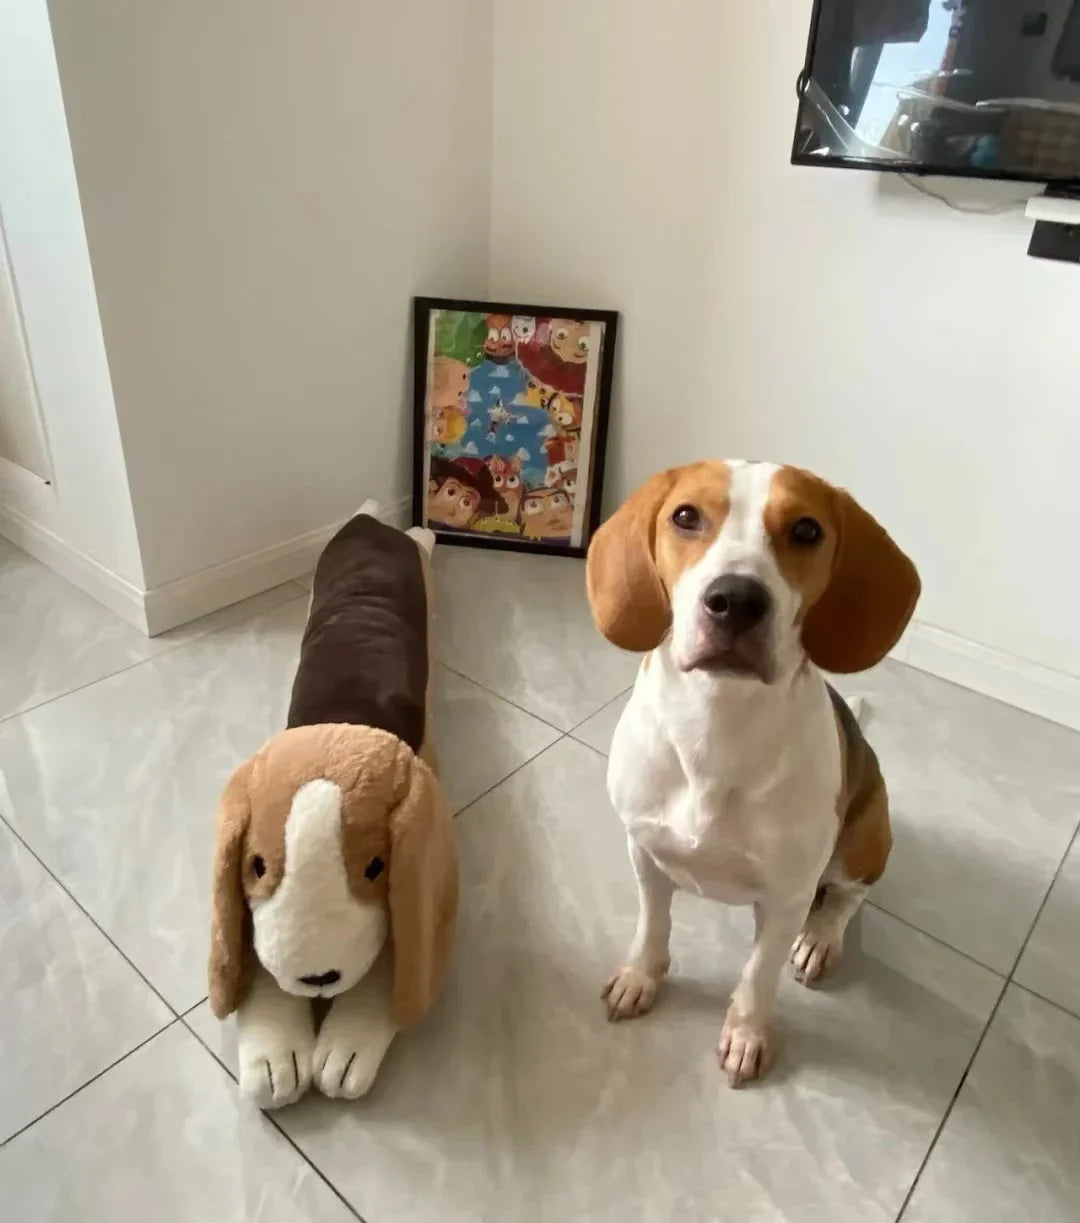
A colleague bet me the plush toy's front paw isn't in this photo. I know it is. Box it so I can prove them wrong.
[238,1036,314,1110]
[312,1033,389,1100]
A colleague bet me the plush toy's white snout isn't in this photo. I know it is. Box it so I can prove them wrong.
[251,778,388,999]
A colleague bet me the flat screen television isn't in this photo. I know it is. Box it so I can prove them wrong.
[792,0,1080,188]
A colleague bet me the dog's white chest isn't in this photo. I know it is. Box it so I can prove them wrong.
[628,785,777,904]
[608,665,839,905]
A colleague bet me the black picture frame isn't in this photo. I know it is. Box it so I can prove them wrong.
[412,296,618,559]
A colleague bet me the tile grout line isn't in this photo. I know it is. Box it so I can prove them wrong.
[450,733,571,824]
[894,816,1080,1221]
[1009,978,1080,1024]
[435,660,569,733]
[0,587,309,727]
[570,736,609,762]
[0,1017,181,1149]
[180,1017,369,1223]
[0,653,166,726]
[893,977,1010,1222]
[863,900,1003,978]
[1005,819,1080,991]
[565,686,633,736]
[0,809,182,1020]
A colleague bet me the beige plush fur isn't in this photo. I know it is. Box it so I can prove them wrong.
[208,722,457,1026]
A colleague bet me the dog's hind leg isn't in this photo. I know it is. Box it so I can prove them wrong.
[792,775,891,985]
[790,876,868,985]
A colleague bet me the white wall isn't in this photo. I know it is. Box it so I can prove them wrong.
[0,0,144,588]
[489,0,1080,682]
[47,0,492,591]
[0,224,51,480]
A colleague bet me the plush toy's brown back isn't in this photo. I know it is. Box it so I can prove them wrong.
[288,515,428,751]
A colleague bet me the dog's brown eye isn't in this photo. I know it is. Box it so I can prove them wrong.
[251,855,266,878]
[791,517,823,546]
[672,504,702,532]
[364,856,385,881]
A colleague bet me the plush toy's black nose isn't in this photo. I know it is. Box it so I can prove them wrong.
[299,969,341,987]
[702,576,771,634]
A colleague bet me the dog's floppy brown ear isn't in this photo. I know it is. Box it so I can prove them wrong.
[586,469,677,651]
[802,489,920,674]
[208,756,255,1018]
[388,747,458,1027]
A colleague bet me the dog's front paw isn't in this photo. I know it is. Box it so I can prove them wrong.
[718,1013,772,1088]
[602,965,662,1021]
[238,1035,314,1110]
[313,1032,391,1100]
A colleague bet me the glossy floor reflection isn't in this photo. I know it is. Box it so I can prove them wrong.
[1,540,1078,1221]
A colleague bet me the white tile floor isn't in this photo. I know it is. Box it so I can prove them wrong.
[1,537,1079,1222]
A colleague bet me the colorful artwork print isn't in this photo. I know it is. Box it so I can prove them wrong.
[414,300,616,556]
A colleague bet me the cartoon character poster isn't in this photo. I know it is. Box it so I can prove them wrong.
[413,299,617,556]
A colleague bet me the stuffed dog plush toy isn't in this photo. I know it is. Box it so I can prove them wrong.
[208,505,457,1109]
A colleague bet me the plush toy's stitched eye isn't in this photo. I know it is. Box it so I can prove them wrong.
[364,856,385,881]
[251,855,266,878]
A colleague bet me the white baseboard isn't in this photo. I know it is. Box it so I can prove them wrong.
[1,496,414,638]
[142,524,336,635]
[142,496,413,635]
[895,619,1080,732]
[0,501,148,631]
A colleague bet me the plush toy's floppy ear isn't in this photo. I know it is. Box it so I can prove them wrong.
[586,469,677,652]
[801,489,921,674]
[208,756,254,1018]
[388,748,458,1027]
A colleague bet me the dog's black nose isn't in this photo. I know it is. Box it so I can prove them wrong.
[702,576,771,633]
[298,969,341,988]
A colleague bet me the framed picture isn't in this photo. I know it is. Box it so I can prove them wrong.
[412,296,618,558]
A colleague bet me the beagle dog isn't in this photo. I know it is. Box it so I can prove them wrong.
[586,461,919,1086]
